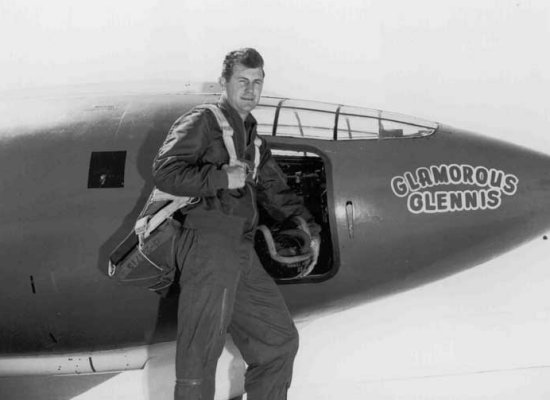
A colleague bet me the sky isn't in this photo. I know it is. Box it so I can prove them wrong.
[1,0,549,149]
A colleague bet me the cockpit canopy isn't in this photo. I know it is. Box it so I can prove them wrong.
[254,97,438,140]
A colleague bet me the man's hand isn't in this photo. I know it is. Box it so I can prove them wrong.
[223,163,248,189]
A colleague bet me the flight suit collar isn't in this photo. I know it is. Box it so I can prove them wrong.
[217,96,258,133]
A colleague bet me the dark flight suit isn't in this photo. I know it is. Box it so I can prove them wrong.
[152,97,320,400]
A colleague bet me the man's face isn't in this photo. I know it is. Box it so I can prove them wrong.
[221,63,264,119]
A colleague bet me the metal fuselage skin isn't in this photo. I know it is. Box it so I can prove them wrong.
[1,91,550,357]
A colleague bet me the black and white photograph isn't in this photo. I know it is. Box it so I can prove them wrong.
[1,1,549,399]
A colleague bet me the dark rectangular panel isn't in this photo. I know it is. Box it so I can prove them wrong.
[88,151,126,188]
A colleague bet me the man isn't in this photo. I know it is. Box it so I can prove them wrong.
[153,48,320,400]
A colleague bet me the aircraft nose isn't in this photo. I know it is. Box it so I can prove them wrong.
[364,126,550,297]
[444,127,550,244]
[507,144,550,233]
[495,141,550,223]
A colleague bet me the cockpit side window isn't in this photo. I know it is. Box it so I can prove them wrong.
[276,108,334,140]
[337,106,436,140]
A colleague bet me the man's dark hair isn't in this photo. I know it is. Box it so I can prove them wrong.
[222,48,265,81]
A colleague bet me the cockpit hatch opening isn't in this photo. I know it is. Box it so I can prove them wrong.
[255,149,335,284]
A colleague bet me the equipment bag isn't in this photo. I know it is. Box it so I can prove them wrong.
[107,104,261,292]
[107,191,198,292]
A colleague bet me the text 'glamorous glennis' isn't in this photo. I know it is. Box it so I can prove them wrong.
[390,164,519,214]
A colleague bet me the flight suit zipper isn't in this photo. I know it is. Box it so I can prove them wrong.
[242,118,259,230]
[219,287,228,336]
[249,184,258,228]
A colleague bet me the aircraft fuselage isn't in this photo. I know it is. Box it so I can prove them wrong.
[1,90,549,356]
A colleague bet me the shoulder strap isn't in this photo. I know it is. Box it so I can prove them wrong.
[202,104,262,179]
[202,104,238,167]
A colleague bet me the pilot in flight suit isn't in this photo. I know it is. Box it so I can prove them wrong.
[152,48,320,400]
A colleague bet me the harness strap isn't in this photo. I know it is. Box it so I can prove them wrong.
[135,195,199,243]
[149,188,192,202]
[203,104,262,179]
[203,104,239,167]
